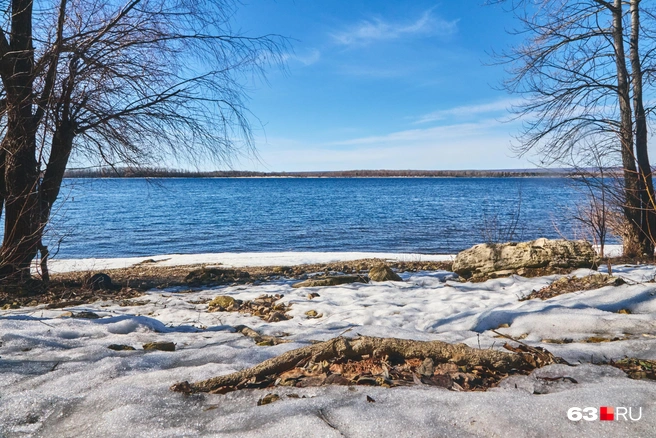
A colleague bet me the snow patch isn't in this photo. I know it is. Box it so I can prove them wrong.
[3,255,656,436]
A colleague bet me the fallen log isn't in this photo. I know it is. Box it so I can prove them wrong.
[172,336,562,394]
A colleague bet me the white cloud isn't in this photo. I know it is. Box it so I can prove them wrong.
[414,98,524,124]
[252,119,530,172]
[283,49,321,66]
[331,9,458,47]
[328,119,502,147]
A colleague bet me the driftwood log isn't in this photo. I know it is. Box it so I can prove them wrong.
[172,336,555,394]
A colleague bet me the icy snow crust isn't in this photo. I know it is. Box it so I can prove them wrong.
[43,251,454,274]
[2,251,656,437]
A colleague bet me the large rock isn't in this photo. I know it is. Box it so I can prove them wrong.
[452,238,597,279]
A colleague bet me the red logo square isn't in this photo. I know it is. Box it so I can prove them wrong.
[600,406,614,421]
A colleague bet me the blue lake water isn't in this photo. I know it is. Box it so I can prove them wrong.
[35,177,593,258]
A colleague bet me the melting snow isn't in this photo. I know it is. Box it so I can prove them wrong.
[3,251,656,437]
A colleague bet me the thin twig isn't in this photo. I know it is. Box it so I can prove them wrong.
[491,329,531,348]
[317,409,346,437]
[38,319,55,328]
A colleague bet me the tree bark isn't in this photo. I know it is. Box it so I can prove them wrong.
[611,0,643,257]
[630,0,656,256]
[0,124,39,279]
[31,122,75,283]
[0,0,40,280]
[40,122,75,225]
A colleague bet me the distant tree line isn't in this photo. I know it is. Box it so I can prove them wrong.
[64,167,580,178]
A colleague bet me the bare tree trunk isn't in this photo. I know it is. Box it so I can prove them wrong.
[630,0,656,257]
[0,149,5,223]
[39,121,75,237]
[33,125,74,283]
[1,121,39,279]
[612,0,643,257]
[0,0,39,281]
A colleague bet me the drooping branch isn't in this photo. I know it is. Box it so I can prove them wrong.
[34,0,68,127]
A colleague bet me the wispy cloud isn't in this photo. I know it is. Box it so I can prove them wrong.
[253,118,529,171]
[331,9,458,47]
[283,49,321,66]
[414,98,524,124]
[329,119,503,147]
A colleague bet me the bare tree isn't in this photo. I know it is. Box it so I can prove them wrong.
[568,144,615,257]
[496,0,656,257]
[480,185,523,244]
[0,0,286,285]
[628,0,656,252]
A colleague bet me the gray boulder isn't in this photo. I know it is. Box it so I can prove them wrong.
[452,238,597,279]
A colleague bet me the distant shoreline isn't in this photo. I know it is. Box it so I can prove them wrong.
[64,168,580,178]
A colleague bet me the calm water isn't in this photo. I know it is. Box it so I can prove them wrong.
[34,177,591,258]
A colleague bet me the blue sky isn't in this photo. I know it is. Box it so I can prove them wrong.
[233,0,532,171]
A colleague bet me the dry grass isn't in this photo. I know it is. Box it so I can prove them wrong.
[521,274,624,301]
[0,258,453,308]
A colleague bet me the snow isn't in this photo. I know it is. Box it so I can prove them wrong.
[597,244,623,258]
[43,251,453,274]
[3,252,656,437]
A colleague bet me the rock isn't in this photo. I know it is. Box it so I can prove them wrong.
[86,273,114,290]
[452,238,597,279]
[229,294,291,322]
[108,344,136,351]
[488,269,514,278]
[305,310,322,319]
[307,293,320,300]
[207,295,235,311]
[73,311,100,319]
[611,277,626,286]
[257,393,280,406]
[60,311,100,318]
[368,264,402,282]
[291,276,368,288]
[266,311,286,322]
[143,341,176,351]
